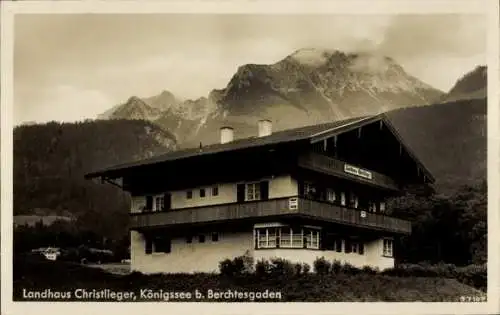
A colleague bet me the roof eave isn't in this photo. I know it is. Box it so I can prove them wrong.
[380,115,435,183]
[83,138,309,180]
[308,114,435,184]
[309,115,381,143]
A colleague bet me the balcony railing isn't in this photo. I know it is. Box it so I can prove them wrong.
[130,197,411,234]
[298,198,411,234]
[297,152,399,190]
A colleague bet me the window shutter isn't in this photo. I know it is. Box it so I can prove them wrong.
[145,236,152,254]
[344,239,352,253]
[335,239,343,253]
[237,184,245,202]
[260,181,269,200]
[163,193,171,210]
[298,181,304,197]
[145,196,153,211]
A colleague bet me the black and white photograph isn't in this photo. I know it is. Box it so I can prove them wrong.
[1,0,499,314]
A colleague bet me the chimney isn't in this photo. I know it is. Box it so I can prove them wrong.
[220,126,234,144]
[258,119,272,137]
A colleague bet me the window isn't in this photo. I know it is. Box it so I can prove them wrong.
[383,239,393,257]
[359,243,364,255]
[145,196,153,212]
[200,189,206,198]
[351,242,358,253]
[255,226,319,249]
[305,228,320,249]
[199,234,206,243]
[212,186,219,196]
[246,182,261,201]
[303,182,316,198]
[278,227,304,248]
[256,228,277,248]
[186,191,193,199]
[334,238,343,252]
[279,228,291,248]
[350,241,364,255]
[290,228,304,248]
[153,236,171,253]
[154,196,164,211]
[340,192,346,206]
[349,193,359,208]
[380,201,386,213]
[211,232,219,242]
[326,189,336,203]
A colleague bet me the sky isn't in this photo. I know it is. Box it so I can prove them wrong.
[14,14,487,124]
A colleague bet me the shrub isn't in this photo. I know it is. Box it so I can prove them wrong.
[240,250,255,274]
[331,260,342,274]
[313,257,331,275]
[232,256,245,274]
[361,265,378,275]
[294,263,303,275]
[255,259,271,277]
[269,258,295,277]
[219,253,253,277]
[302,263,311,274]
[342,263,361,275]
[434,262,457,278]
[219,258,235,277]
[456,264,487,292]
[382,262,486,292]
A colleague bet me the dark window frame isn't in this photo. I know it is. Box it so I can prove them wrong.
[212,186,219,196]
[153,236,171,253]
[145,237,153,254]
[211,232,219,242]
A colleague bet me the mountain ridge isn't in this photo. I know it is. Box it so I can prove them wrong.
[98,48,445,144]
[442,65,487,102]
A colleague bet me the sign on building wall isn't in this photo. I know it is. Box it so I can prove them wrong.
[344,164,373,180]
[289,197,298,210]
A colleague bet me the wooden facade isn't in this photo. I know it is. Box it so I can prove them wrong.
[87,116,434,238]
[130,196,411,234]
[297,152,399,191]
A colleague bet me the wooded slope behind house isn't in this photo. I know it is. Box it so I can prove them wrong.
[13,119,176,240]
[385,97,486,190]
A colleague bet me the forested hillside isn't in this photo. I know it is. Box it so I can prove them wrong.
[13,119,176,243]
[386,98,486,190]
[388,180,486,265]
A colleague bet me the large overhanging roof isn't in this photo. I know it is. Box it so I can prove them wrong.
[84,114,435,183]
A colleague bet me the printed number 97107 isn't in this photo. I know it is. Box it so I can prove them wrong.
[459,295,487,302]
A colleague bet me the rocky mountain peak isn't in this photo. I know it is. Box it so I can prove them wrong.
[98,48,452,145]
[287,48,340,67]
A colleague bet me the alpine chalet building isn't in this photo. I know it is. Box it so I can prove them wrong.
[85,115,434,274]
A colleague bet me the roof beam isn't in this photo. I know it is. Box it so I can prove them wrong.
[102,177,124,189]
[310,116,379,143]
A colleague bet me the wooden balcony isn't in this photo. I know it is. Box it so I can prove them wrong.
[130,197,411,234]
[297,152,399,191]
